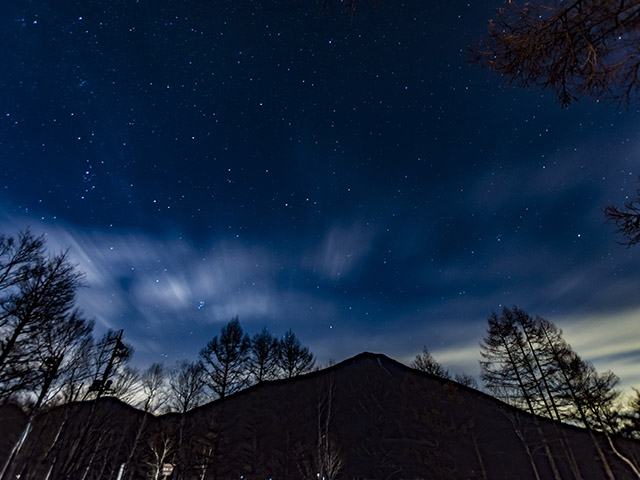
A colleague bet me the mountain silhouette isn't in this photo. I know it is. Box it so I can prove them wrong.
[2,352,639,479]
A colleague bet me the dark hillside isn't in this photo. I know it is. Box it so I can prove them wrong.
[0,403,27,467]
[2,352,640,479]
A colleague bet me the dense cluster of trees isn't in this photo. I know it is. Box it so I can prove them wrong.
[410,307,640,479]
[478,306,640,479]
[410,308,640,445]
[199,319,315,401]
[0,231,315,416]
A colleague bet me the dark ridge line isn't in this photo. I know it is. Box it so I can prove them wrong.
[13,351,639,444]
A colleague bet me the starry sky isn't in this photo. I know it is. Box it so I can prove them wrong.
[1,0,639,388]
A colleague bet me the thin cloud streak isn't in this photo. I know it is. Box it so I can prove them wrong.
[304,222,376,280]
[559,309,640,389]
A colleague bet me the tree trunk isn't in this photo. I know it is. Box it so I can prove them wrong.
[605,432,640,479]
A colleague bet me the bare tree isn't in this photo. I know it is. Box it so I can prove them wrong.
[24,334,95,480]
[144,430,175,480]
[480,307,563,480]
[277,329,315,379]
[299,374,343,480]
[139,363,168,414]
[0,231,44,293]
[556,352,640,477]
[314,375,343,480]
[165,361,207,480]
[411,346,450,378]
[109,366,141,404]
[199,317,250,399]
[0,249,84,399]
[248,326,280,384]
[605,187,640,246]
[57,333,94,404]
[120,363,168,480]
[474,0,640,106]
[622,389,640,439]
[0,236,91,480]
[481,307,640,479]
[0,311,94,480]
[499,408,543,480]
[30,310,94,410]
[168,360,207,414]
[454,373,478,389]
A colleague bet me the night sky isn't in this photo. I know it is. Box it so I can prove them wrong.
[1,0,639,388]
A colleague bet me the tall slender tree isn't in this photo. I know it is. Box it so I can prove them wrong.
[480,307,563,480]
[480,309,539,413]
[0,233,94,480]
[167,360,207,480]
[57,332,94,404]
[481,307,639,479]
[199,317,250,399]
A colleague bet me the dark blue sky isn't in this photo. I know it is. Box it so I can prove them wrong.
[1,0,639,386]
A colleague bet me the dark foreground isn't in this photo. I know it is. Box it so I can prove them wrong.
[2,353,640,479]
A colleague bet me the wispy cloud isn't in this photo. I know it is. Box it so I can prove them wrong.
[304,222,376,280]
[559,309,640,390]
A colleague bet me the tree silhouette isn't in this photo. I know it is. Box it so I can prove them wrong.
[139,363,168,414]
[248,326,280,384]
[30,310,93,410]
[479,306,640,479]
[411,346,450,378]
[167,360,207,413]
[605,188,640,246]
[199,317,250,399]
[475,0,640,106]
[277,329,315,378]
[0,247,84,400]
[454,373,478,389]
[621,388,640,439]
[0,231,45,294]
[0,231,100,480]
[57,331,94,404]
[480,307,565,480]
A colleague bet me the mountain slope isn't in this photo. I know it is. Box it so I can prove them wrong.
[3,352,640,479]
